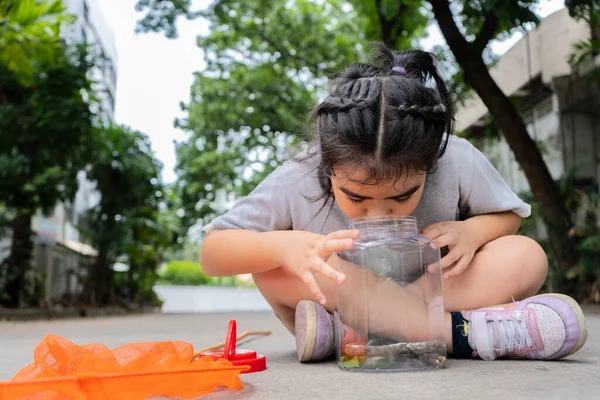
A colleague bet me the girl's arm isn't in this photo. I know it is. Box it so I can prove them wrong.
[200,230,284,276]
[462,211,522,250]
[422,211,523,277]
[200,228,359,304]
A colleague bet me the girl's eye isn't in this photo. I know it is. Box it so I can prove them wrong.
[347,197,364,204]
[393,196,412,204]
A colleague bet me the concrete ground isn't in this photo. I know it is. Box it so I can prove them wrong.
[0,311,599,400]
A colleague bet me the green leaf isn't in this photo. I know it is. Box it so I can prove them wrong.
[565,265,582,280]
[0,0,75,86]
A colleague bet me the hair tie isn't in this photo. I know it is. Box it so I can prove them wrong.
[392,66,406,73]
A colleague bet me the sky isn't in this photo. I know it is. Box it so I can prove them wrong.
[96,0,567,183]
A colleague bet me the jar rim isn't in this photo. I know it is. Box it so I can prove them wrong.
[349,215,418,233]
[350,215,416,224]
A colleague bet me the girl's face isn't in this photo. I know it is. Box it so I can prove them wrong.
[330,167,426,219]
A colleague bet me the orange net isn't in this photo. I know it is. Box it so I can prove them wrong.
[0,334,249,400]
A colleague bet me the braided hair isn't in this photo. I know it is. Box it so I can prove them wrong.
[308,43,455,199]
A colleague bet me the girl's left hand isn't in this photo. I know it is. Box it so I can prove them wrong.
[421,221,476,279]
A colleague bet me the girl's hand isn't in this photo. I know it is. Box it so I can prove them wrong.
[421,221,476,279]
[275,229,360,305]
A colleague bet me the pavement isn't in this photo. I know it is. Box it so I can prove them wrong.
[0,311,599,400]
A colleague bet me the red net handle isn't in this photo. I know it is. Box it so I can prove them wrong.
[224,320,237,360]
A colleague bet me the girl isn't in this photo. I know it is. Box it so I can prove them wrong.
[201,44,587,363]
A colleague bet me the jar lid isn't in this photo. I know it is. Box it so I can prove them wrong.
[197,320,267,373]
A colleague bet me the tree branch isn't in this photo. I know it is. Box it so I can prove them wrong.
[428,0,471,62]
[375,0,393,46]
[473,11,500,55]
[429,0,470,50]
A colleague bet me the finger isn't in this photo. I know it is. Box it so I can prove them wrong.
[440,248,462,270]
[421,227,440,240]
[311,258,346,283]
[427,261,440,274]
[433,232,457,249]
[300,270,327,305]
[321,238,354,254]
[326,229,360,240]
[422,226,449,241]
[443,256,470,279]
[421,223,442,235]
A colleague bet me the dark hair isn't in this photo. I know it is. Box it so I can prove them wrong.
[308,43,455,198]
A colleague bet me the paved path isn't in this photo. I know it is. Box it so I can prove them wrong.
[1,311,599,399]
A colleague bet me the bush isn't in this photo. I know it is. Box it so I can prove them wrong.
[159,260,210,285]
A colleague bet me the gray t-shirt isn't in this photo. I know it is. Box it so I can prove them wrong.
[205,136,531,235]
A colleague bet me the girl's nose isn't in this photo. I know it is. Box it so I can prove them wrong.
[366,203,393,217]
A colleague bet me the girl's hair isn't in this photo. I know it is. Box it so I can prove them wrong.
[308,43,455,198]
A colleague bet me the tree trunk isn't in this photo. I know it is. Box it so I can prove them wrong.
[2,211,34,308]
[374,0,413,47]
[93,246,112,305]
[590,0,599,57]
[128,258,137,303]
[429,0,579,275]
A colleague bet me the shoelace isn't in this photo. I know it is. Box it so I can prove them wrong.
[489,310,533,356]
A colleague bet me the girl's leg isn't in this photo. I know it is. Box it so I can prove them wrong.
[253,259,439,362]
[432,235,549,311]
[255,235,546,334]
[252,268,298,333]
[253,235,585,360]
[253,259,433,338]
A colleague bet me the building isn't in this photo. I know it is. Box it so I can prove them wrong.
[30,0,119,302]
[63,0,118,121]
[456,8,597,236]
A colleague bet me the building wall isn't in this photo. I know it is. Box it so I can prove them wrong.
[35,243,86,300]
[478,95,564,194]
[561,112,600,182]
[479,99,600,194]
[63,0,118,120]
[455,7,600,235]
[30,0,118,301]
[44,0,115,246]
[456,8,589,131]
[61,0,115,241]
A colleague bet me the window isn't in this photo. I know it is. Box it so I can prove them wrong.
[521,109,534,125]
[65,204,75,225]
[535,97,553,118]
[106,62,117,87]
[105,88,115,115]
[83,1,89,22]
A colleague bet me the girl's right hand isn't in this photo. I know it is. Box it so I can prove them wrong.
[275,229,360,305]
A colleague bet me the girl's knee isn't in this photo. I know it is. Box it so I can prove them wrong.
[252,268,306,309]
[252,268,287,297]
[494,235,548,292]
[513,235,548,279]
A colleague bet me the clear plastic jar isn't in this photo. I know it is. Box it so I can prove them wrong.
[334,216,447,371]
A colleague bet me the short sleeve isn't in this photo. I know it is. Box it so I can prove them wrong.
[458,144,531,219]
[203,164,293,233]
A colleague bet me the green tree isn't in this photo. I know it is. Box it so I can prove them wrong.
[119,193,181,304]
[350,0,427,47]
[426,0,578,279]
[567,0,600,66]
[85,124,164,305]
[0,0,95,307]
[134,0,198,39]
[135,1,580,286]
[0,0,74,85]
[136,0,426,232]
